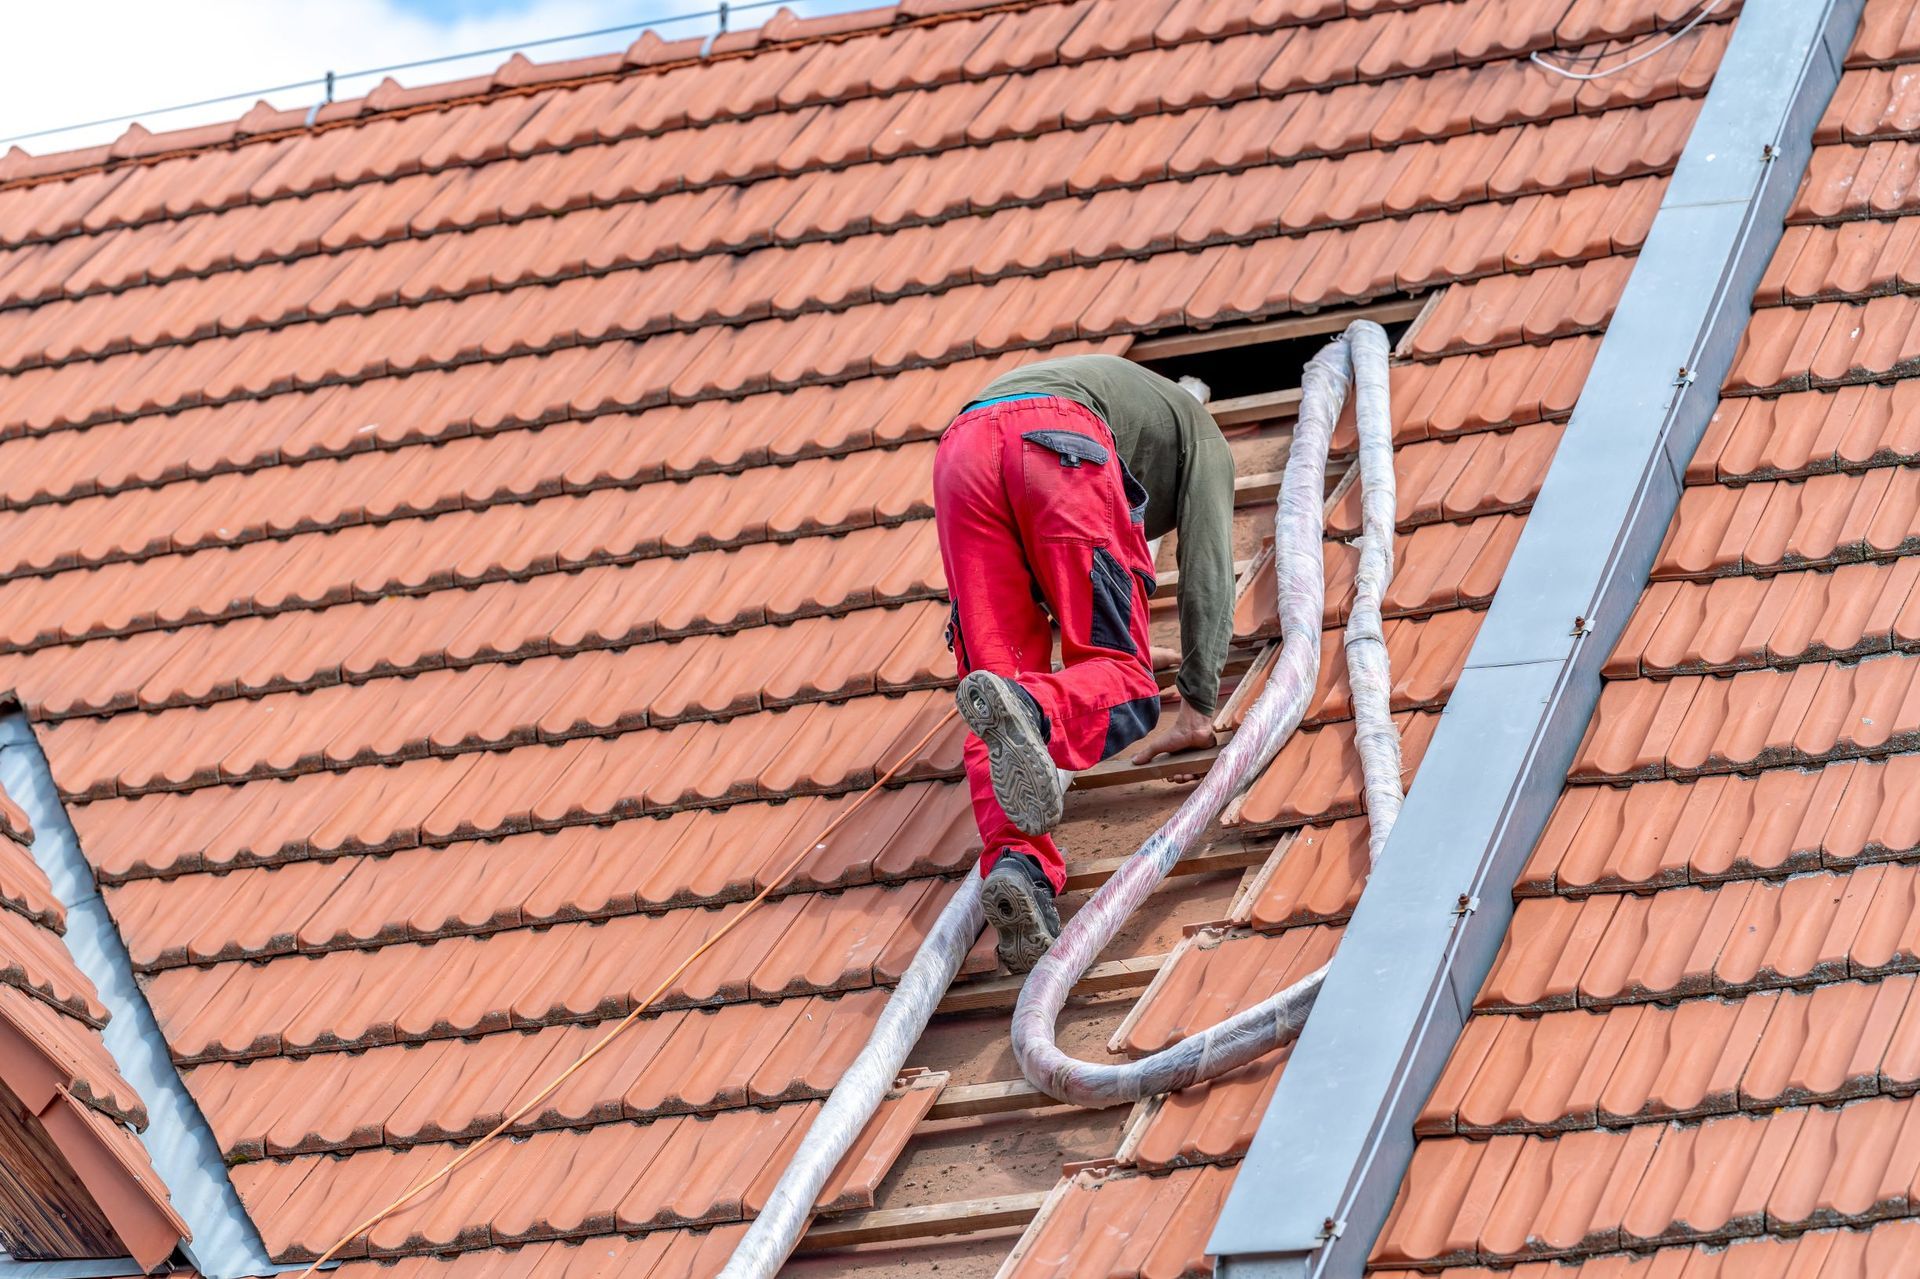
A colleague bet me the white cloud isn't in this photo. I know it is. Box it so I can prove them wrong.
[6,0,863,155]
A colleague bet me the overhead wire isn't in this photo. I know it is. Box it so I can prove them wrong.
[1529,0,1727,81]
[292,703,961,1275]
[0,0,794,148]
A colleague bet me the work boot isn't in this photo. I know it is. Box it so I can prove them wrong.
[956,671,1064,837]
[982,851,1061,974]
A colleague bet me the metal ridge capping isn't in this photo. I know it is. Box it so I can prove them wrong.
[0,715,278,1279]
[1206,1,1862,1275]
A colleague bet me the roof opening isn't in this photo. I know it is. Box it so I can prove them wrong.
[1131,295,1430,404]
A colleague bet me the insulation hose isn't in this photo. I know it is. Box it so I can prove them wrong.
[717,876,983,1277]
[720,321,1398,1273]
[1010,320,1400,1108]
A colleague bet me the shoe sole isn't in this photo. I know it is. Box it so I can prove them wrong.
[957,672,1063,837]
[981,871,1059,975]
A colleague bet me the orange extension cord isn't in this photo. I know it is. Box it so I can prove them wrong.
[296,705,961,1274]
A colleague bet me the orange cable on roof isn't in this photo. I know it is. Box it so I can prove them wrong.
[294,703,960,1275]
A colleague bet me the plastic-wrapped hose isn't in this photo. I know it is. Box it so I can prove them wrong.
[1010,321,1400,1108]
[717,876,985,1279]
[719,322,1399,1274]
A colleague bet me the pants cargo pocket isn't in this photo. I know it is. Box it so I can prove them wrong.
[1089,547,1137,655]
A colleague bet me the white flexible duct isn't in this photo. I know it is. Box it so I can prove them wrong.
[720,320,1399,1273]
[717,876,984,1278]
[1010,320,1400,1107]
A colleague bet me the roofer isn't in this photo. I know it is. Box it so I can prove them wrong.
[934,354,1237,972]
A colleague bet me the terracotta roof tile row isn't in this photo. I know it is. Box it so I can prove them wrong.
[41,601,951,800]
[1235,709,1440,829]
[1372,1216,1920,1279]
[0,0,1707,261]
[1789,142,1920,225]
[1850,0,1920,66]
[1423,976,1920,1137]
[0,801,60,930]
[1237,512,1528,642]
[232,1074,941,1260]
[1609,563,1920,681]
[1381,332,1600,442]
[0,298,1615,610]
[1233,609,1480,730]
[331,1223,744,1279]
[145,875,968,1065]
[1118,927,1342,1058]
[0,110,1694,443]
[1651,464,1920,581]
[0,902,108,1025]
[186,987,892,1160]
[0,338,1055,512]
[1406,257,1633,357]
[0,48,1681,366]
[1518,756,1920,897]
[1759,222,1920,306]
[0,497,946,657]
[1238,818,1374,931]
[102,783,972,969]
[0,263,1620,591]
[1326,421,1562,535]
[1569,650,1920,781]
[0,172,1637,531]
[1688,384,1920,484]
[0,388,945,581]
[1726,296,1920,395]
[1377,1092,1920,1267]
[1816,66,1920,144]
[35,584,1429,817]
[70,688,961,879]
[5,461,1467,700]
[0,520,944,725]
[1478,862,1920,1012]
[1008,1162,1233,1279]
[0,38,1706,377]
[0,181,1628,514]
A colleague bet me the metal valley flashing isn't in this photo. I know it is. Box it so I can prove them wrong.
[1205,1,1864,1274]
[0,714,279,1279]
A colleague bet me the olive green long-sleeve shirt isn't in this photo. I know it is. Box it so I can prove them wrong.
[974,354,1237,716]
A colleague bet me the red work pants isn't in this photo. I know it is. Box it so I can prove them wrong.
[933,395,1162,894]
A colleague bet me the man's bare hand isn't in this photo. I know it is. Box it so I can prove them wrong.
[1130,700,1217,780]
[1148,644,1181,671]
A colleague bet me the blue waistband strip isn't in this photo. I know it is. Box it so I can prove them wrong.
[961,392,1052,411]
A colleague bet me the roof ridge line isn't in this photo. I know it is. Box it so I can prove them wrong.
[0,0,1058,192]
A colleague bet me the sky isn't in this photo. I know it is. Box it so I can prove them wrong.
[7,0,879,155]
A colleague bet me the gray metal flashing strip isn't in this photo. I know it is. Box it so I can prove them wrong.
[0,1259,148,1278]
[0,715,279,1279]
[1207,2,1860,1274]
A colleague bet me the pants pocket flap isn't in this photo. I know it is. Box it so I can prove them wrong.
[1021,429,1110,468]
